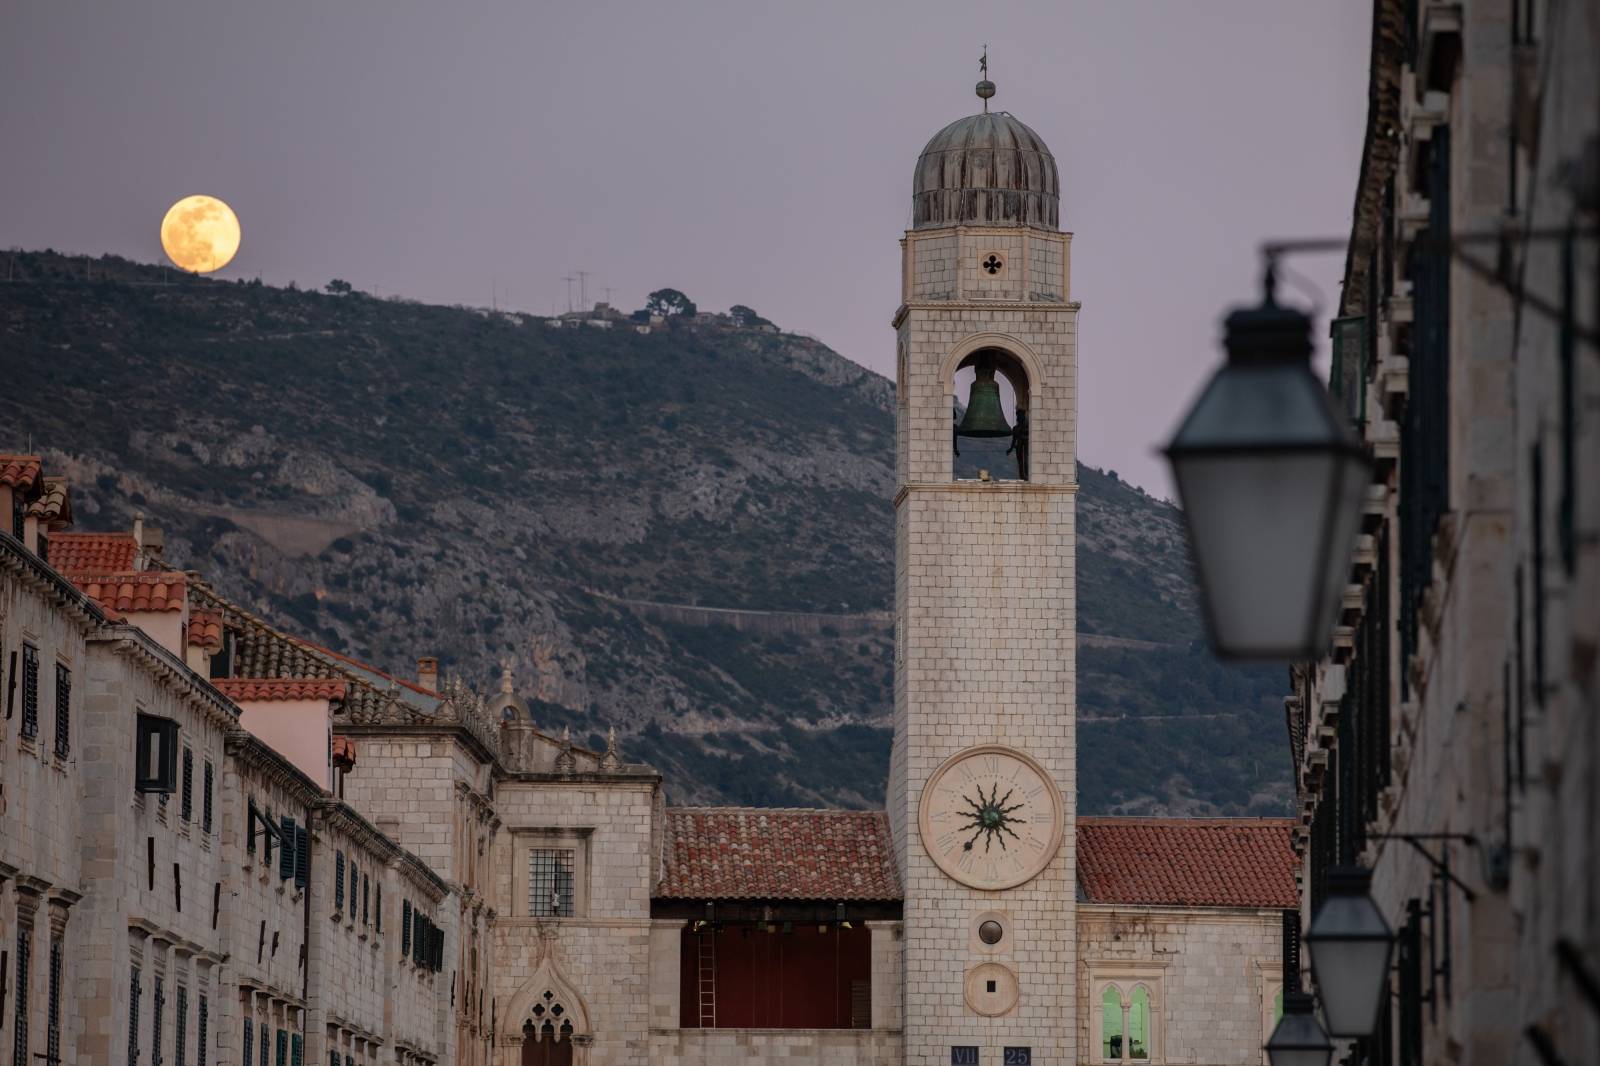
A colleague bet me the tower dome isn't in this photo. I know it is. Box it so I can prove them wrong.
[912,109,1059,230]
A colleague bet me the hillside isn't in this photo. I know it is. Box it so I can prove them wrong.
[0,250,1290,814]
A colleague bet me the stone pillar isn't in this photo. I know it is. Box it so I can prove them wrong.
[867,920,903,1031]
[647,920,684,1030]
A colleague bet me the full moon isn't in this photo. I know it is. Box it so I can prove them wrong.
[160,195,241,273]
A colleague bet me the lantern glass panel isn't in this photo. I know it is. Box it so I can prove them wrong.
[1306,891,1395,1037]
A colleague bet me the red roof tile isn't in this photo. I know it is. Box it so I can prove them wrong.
[27,478,71,526]
[49,532,139,574]
[188,610,224,652]
[658,807,901,902]
[0,455,41,491]
[213,678,349,703]
[1077,817,1298,909]
[74,572,186,615]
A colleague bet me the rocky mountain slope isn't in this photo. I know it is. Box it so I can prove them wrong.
[1,250,1290,813]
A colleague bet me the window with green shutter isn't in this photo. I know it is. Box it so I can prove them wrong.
[295,826,309,889]
[278,817,296,880]
[175,985,188,1066]
[53,662,70,757]
[401,900,411,955]
[181,747,194,821]
[197,995,208,1066]
[46,933,63,1066]
[202,761,214,833]
[243,1019,252,1066]
[129,965,142,1066]
[290,1032,302,1066]
[335,851,346,910]
[20,643,38,740]
[12,916,30,1066]
[275,1028,287,1066]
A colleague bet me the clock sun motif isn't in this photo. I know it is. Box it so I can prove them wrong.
[918,745,1064,891]
[956,781,1025,854]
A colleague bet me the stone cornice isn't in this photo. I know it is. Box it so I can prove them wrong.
[95,628,243,731]
[891,299,1080,329]
[893,481,1079,508]
[1078,902,1286,924]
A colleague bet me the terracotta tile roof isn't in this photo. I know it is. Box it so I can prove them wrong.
[49,532,139,574]
[1077,817,1298,909]
[73,572,186,615]
[331,735,357,767]
[658,807,901,902]
[0,455,41,491]
[213,678,349,703]
[27,478,71,526]
[188,610,224,651]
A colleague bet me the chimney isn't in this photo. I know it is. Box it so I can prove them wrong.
[417,656,439,692]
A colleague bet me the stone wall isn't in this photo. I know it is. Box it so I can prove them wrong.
[1077,905,1281,1066]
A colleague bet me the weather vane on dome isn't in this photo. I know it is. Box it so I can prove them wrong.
[976,45,995,112]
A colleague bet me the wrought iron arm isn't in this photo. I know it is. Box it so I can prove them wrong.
[1369,832,1479,902]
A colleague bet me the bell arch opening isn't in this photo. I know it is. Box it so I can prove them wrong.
[953,347,1030,481]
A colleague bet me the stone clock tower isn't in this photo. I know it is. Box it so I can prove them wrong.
[889,74,1079,1066]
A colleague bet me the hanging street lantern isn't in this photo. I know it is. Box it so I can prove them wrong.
[1162,264,1370,660]
[1264,992,1335,1066]
[1305,866,1396,1037]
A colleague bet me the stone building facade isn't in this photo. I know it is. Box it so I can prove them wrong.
[1287,2,1598,1064]
[5,77,1300,1066]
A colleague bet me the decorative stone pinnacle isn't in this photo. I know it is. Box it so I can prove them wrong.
[598,725,621,771]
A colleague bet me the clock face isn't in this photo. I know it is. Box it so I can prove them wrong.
[918,745,1064,890]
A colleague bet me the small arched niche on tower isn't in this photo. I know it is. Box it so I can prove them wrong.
[952,347,1030,481]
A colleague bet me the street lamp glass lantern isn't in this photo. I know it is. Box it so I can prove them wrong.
[1264,992,1334,1066]
[1306,866,1396,1037]
[1163,291,1370,661]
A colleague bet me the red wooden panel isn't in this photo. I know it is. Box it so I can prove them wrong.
[680,924,871,1030]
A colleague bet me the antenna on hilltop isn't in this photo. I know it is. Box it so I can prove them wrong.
[603,286,615,305]
[561,275,576,313]
[576,270,590,312]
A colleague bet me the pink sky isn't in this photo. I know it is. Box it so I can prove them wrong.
[1,0,1370,494]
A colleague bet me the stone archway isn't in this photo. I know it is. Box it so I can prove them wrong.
[500,947,593,1066]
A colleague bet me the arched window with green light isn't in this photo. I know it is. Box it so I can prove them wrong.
[1128,985,1151,1060]
[1102,985,1123,1062]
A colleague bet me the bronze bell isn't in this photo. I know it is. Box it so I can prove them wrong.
[955,361,1012,438]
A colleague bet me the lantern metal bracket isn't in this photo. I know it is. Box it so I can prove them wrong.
[1369,832,1479,902]
[1257,227,1600,350]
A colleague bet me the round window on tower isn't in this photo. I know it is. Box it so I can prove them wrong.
[979,252,1006,275]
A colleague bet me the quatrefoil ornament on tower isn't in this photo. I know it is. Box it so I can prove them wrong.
[981,253,1004,275]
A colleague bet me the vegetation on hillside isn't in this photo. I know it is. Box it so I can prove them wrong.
[0,250,1290,814]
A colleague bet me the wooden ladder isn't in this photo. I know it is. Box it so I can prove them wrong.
[697,930,717,1027]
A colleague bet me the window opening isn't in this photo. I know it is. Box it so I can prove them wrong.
[528,849,575,917]
[53,662,70,757]
[953,349,1030,481]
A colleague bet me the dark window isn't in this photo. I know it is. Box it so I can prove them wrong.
[259,1022,269,1066]
[335,851,346,910]
[12,917,30,1066]
[176,985,189,1066]
[197,995,208,1066]
[349,862,358,917]
[20,643,38,740]
[362,874,369,926]
[202,761,214,834]
[1559,226,1576,573]
[402,900,412,955]
[53,662,70,757]
[182,748,195,822]
[129,965,142,1066]
[290,1033,302,1066]
[1398,901,1425,1065]
[47,933,63,1066]
[1532,441,1547,705]
[528,848,575,917]
[1282,910,1301,991]
[275,1028,287,1066]
[136,714,180,793]
[1399,124,1452,696]
[375,884,382,933]
[243,1019,253,1066]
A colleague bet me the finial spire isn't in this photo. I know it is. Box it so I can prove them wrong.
[976,45,995,112]
[499,656,515,694]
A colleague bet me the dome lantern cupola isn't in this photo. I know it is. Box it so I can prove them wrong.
[911,76,1059,231]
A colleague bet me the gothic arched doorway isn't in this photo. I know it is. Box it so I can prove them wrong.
[520,1018,574,1066]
